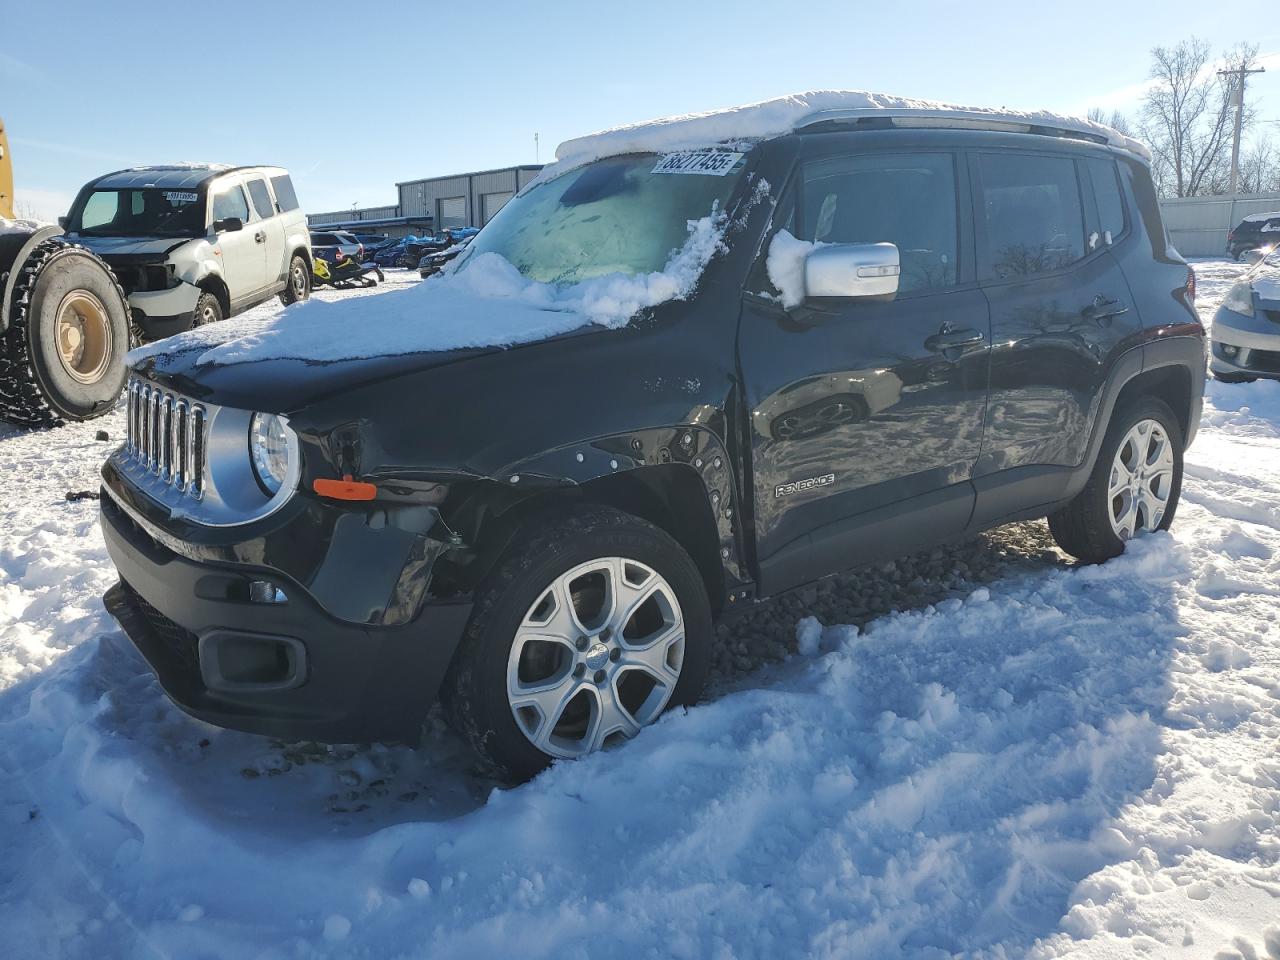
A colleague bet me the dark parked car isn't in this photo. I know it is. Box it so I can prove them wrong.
[373,237,414,267]
[1227,212,1280,260]
[352,233,388,250]
[100,100,1205,781]
[418,236,473,278]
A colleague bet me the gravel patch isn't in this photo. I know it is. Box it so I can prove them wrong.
[709,520,1071,686]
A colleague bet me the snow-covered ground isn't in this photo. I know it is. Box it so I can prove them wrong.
[4,264,1280,959]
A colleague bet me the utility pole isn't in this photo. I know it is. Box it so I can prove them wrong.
[534,132,540,164]
[1219,63,1265,195]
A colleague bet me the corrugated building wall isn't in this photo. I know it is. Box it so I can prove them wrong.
[1160,193,1280,258]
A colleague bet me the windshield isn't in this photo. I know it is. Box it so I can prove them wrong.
[72,188,205,237]
[460,152,747,284]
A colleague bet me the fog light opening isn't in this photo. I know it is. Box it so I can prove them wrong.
[249,580,288,604]
[1221,343,1239,358]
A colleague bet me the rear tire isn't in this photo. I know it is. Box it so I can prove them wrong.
[442,505,712,782]
[0,239,130,426]
[1048,396,1184,563]
[277,254,310,306]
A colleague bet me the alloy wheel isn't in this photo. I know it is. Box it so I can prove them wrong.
[506,557,685,759]
[1108,418,1175,539]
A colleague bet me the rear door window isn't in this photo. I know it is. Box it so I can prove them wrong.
[800,152,960,293]
[246,178,275,220]
[977,153,1086,281]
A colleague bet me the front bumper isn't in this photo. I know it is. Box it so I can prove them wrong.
[1210,307,1280,379]
[100,490,472,743]
[128,281,201,339]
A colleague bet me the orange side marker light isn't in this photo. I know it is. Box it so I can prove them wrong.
[313,474,377,501]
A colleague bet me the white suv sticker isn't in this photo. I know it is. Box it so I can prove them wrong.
[163,191,199,203]
[652,152,745,176]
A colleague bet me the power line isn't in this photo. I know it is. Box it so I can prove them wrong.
[1219,64,1266,195]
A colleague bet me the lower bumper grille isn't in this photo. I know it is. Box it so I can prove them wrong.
[128,586,200,673]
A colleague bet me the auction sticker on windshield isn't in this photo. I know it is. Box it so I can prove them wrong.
[163,191,199,203]
[652,152,745,176]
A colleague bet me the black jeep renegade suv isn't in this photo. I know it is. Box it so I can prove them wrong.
[101,103,1205,780]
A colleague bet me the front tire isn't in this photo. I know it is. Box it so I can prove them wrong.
[277,254,311,306]
[442,505,712,781]
[1048,396,1184,563]
[193,291,223,327]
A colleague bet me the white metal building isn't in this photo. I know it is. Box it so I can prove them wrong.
[309,164,543,239]
[398,165,543,231]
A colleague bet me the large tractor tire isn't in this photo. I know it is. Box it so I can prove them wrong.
[0,231,130,427]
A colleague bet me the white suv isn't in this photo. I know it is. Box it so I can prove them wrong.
[63,165,311,339]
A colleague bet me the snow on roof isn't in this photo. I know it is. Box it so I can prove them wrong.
[549,90,1150,176]
[1241,211,1280,224]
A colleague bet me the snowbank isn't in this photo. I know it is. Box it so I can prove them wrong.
[128,209,727,370]
[546,90,1149,180]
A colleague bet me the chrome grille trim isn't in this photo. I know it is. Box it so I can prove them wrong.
[123,376,206,501]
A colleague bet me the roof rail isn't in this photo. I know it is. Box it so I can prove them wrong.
[795,107,1116,151]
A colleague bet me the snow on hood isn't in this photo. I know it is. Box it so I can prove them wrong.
[72,235,191,258]
[0,217,49,236]
[545,90,1150,180]
[1252,273,1280,303]
[129,210,728,371]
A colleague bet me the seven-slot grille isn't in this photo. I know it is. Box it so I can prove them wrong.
[124,378,206,497]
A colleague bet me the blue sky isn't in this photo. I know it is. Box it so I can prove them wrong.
[5,0,1279,219]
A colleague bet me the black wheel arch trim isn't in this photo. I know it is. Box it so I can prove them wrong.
[0,225,63,335]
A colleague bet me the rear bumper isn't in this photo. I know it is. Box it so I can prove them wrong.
[100,491,472,743]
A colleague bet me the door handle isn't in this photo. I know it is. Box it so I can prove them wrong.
[254,231,266,244]
[925,326,986,354]
[1083,295,1129,326]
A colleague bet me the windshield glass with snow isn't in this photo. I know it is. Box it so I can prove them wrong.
[462,153,747,284]
[72,188,205,238]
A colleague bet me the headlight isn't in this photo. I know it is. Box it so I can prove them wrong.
[249,413,291,495]
[1222,281,1255,318]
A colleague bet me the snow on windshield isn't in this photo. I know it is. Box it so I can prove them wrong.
[129,207,731,370]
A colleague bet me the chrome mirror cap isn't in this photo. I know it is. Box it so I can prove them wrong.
[803,242,901,300]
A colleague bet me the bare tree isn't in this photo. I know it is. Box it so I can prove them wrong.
[1087,107,1134,138]
[1139,39,1259,197]
[1238,137,1280,195]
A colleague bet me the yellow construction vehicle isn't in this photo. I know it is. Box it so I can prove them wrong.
[0,117,13,219]
[0,116,129,425]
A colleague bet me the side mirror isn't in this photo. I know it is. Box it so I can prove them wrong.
[57,216,68,230]
[804,242,900,300]
[213,216,244,234]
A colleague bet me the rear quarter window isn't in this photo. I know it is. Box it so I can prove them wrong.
[270,174,300,212]
[1085,158,1127,244]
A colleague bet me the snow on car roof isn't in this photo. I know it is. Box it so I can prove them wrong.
[549,90,1150,176]
[1240,211,1280,224]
